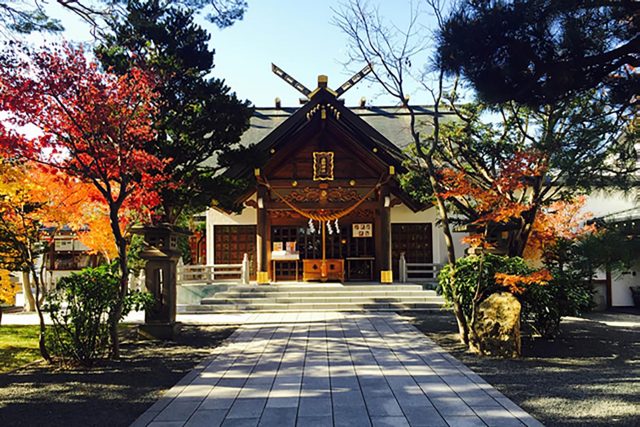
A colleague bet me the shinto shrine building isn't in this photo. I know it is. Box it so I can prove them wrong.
[205,72,463,284]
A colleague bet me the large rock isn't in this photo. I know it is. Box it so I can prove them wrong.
[470,292,521,358]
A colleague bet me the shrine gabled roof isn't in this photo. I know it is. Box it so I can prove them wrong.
[238,103,441,152]
[217,86,459,213]
[224,87,451,181]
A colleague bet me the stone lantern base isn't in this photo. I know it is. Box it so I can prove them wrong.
[139,322,181,341]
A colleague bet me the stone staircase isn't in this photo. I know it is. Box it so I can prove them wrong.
[178,283,446,313]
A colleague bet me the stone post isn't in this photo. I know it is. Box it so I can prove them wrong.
[399,252,407,283]
[241,253,250,285]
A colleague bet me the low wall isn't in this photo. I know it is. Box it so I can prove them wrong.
[177,283,234,305]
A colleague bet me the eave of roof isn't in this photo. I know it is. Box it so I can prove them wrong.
[222,89,452,211]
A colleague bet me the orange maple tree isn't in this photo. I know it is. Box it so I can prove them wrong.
[438,151,548,255]
[0,43,166,357]
[494,270,554,294]
[27,166,118,261]
[523,196,595,261]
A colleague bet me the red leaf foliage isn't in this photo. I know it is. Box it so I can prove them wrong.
[0,43,167,220]
[438,151,548,250]
[494,269,553,294]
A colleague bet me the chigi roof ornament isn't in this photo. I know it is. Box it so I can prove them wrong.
[271,62,372,100]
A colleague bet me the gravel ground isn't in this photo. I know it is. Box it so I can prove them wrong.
[0,324,236,427]
[404,309,640,427]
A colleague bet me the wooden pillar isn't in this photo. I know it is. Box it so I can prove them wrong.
[380,184,393,283]
[605,264,612,309]
[256,185,269,284]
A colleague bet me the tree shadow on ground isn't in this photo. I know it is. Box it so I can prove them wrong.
[0,325,236,427]
[404,310,640,427]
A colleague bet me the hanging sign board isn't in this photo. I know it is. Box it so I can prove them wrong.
[313,151,334,181]
[352,223,373,238]
[55,239,74,251]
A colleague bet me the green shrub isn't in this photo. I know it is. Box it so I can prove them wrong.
[521,268,593,338]
[438,254,532,323]
[46,264,152,365]
[438,253,594,340]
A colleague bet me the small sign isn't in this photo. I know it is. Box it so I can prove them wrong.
[286,241,297,253]
[313,151,334,181]
[54,239,74,251]
[352,223,373,238]
[272,242,283,252]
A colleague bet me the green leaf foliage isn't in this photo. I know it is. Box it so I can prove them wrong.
[438,254,532,322]
[45,264,153,365]
[0,2,63,35]
[96,0,253,222]
[437,253,591,338]
[0,1,246,37]
[520,267,593,338]
[437,0,639,106]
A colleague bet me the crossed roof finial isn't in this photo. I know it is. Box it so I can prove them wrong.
[271,63,373,99]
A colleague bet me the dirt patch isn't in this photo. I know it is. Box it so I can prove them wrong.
[0,324,236,427]
[404,310,640,427]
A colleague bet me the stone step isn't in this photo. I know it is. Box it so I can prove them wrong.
[220,284,426,292]
[201,296,444,305]
[179,302,445,313]
[213,290,438,299]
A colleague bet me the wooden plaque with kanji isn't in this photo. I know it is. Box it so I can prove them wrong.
[313,151,334,181]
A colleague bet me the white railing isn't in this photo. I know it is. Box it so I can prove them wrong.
[399,253,442,283]
[178,254,250,285]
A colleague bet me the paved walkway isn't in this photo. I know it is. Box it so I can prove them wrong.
[132,313,542,427]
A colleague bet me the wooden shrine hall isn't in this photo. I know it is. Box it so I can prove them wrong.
[205,66,455,284]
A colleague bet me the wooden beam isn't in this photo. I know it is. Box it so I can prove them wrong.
[379,184,392,283]
[335,63,373,97]
[256,186,269,284]
[264,201,378,210]
[272,63,312,97]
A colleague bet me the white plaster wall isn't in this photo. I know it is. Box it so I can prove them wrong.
[582,189,638,217]
[611,260,639,307]
[205,196,257,265]
[390,203,438,223]
[584,189,639,306]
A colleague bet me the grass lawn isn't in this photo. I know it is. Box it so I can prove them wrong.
[0,324,41,373]
[0,324,237,427]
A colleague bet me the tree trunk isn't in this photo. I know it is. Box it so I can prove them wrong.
[428,167,470,345]
[107,204,129,359]
[21,271,36,312]
[30,265,51,363]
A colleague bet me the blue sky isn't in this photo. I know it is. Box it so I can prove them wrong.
[36,0,440,107]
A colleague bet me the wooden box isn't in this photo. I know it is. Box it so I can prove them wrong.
[302,259,344,282]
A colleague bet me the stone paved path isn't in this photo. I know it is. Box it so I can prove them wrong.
[132,313,543,427]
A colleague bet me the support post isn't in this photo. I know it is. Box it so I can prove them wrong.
[380,184,393,284]
[256,185,270,284]
[605,264,612,309]
[321,220,327,279]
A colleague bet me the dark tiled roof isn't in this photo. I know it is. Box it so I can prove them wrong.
[240,104,443,151]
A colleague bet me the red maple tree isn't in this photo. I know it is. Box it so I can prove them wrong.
[438,150,548,255]
[0,44,166,357]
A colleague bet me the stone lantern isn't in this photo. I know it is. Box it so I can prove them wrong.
[132,224,190,339]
